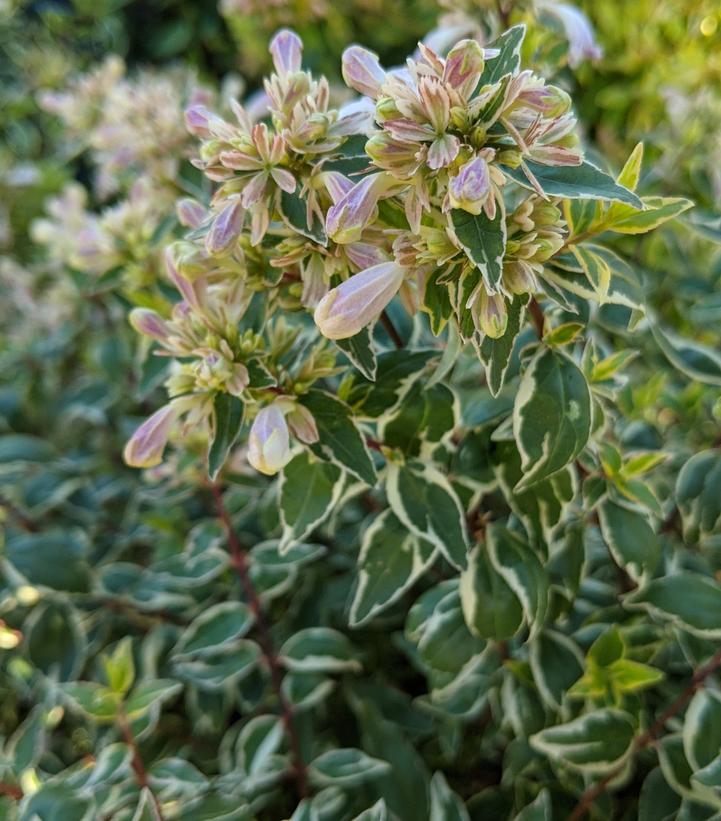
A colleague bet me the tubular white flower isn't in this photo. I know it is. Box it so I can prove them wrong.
[314,262,405,340]
[247,404,292,476]
[123,404,179,468]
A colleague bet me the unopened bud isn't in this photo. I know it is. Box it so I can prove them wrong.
[443,39,485,100]
[176,198,206,229]
[314,262,405,340]
[129,308,170,342]
[342,46,387,99]
[474,291,508,339]
[124,404,178,468]
[269,29,303,76]
[448,156,491,215]
[286,404,319,444]
[247,404,292,476]
[326,173,389,245]
[205,201,244,256]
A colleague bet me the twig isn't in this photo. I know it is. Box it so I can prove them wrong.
[0,496,39,533]
[379,310,404,349]
[569,645,721,820]
[528,297,546,339]
[0,781,23,800]
[495,0,512,27]
[118,712,164,820]
[210,483,308,799]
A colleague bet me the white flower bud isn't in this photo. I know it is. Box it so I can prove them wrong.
[247,404,291,476]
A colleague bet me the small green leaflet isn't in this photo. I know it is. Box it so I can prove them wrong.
[651,324,721,386]
[386,461,468,570]
[300,390,377,485]
[626,572,721,639]
[676,450,721,543]
[279,451,345,552]
[173,602,255,658]
[335,326,377,381]
[504,160,644,209]
[605,196,693,235]
[571,245,612,302]
[515,790,552,821]
[208,393,244,480]
[279,627,361,674]
[598,500,659,582]
[173,641,260,691]
[279,189,327,245]
[529,629,584,709]
[530,709,636,774]
[309,748,390,788]
[450,206,506,292]
[513,348,592,490]
[479,24,526,85]
[479,294,528,396]
[349,509,436,627]
[459,545,524,640]
[429,772,470,821]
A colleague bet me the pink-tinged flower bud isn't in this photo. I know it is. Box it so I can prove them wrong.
[269,29,303,76]
[247,404,291,476]
[314,262,405,340]
[286,405,319,445]
[326,173,389,245]
[205,201,244,256]
[443,39,485,100]
[129,308,170,342]
[124,404,178,468]
[342,46,387,99]
[448,156,491,214]
[185,105,215,138]
[176,198,206,228]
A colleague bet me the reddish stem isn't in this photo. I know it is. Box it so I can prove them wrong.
[118,712,164,819]
[210,483,308,799]
[380,310,404,349]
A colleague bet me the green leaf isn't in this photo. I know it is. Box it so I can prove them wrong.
[104,637,135,696]
[280,628,361,674]
[386,460,469,570]
[300,390,377,485]
[208,393,244,480]
[335,327,377,381]
[4,530,91,593]
[627,573,721,638]
[132,788,161,821]
[530,709,636,773]
[309,748,390,787]
[513,348,592,490]
[0,434,55,463]
[676,450,721,543]
[598,500,659,581]
[605,196,693,235]
[173,641,260,691]
[571,245,612,301]
[350,509,436,627]
[125,679,183,719]
[279,189,327,245]
[607,659,664,694]
[451,206,507,292]
[651,324,721,386]
[429,771,470,821]
[529,630,584,709]
[480,24,526,84]
[515,789,552,821]
[479,294,528,396]
[236,714,284,777]
[504,160,644,208]
[174,602,255,658]
[486,524,548,637]
[279,451,345,551]
[380,382,457,456]
[59,682,120,722]
[460,545,524,640]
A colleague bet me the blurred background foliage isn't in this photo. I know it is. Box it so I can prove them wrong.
[1,0,721,818]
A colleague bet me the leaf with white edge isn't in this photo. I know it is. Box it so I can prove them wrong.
[676,450,721,543]
[513,348,592,490]
[279,451,345,552]
[173,641,261,691]
[59,682,120,722]
[451,206,507,292]
[605,196,693,235]
[626,573,721,638]
[309,748,390,787]
[132,788,161,821]
[571,244,612,301]
[280,628,361,674]
[335,327,377,381]
[515,789,552,821]
[530,709,636,774]
[125,679,182,719]
[282,672,335,712]
[504,160,643,208]
[350,509,436,627]
[280,189,327,245]
[386,460,469,570]
[651,324,721,386]
[300,390,377,485]
[380,382,457,457]
[598,500,659,582]
[148,758,208,797]
[479,294,528,396]
[237,714,284,776]
[529,629,584,709]
[480,24,526,84]
[429,771,470,821]
[208,393,244,480]
[683,690,721,772]
[351,800,389,821]
[173,602,255,658]
[459,546,524,640]
[486,524,548,637]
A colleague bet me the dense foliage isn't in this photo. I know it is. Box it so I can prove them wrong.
[2,2,721,819]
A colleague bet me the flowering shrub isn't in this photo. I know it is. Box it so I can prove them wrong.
[2,3,721,820]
